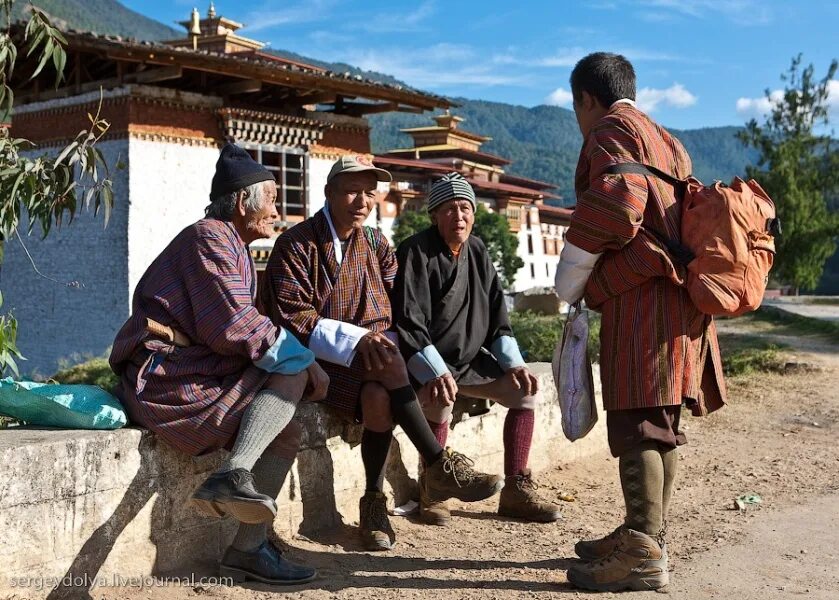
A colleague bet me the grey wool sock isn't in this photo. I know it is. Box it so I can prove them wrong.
[619,440,665,537]
[231,453,294,552]
[219,388,299,473]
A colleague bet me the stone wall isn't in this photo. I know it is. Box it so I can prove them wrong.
[0,364,607,598]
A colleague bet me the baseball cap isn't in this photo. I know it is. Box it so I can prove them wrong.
[326,154,392,184]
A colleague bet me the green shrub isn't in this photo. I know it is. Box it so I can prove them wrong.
[510,310,601,363]
[722,343,786,377]
[51,357,119,393]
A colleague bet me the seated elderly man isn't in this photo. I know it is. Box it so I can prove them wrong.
[261,155,502,551]
[110,144,328,586]
[393,173,560,526]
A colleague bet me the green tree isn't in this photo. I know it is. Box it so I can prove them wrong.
[390,204,524,289]
[391,208,431,247]
[0,0,113,377]
[738,55,839,293]
[473,204,524,289]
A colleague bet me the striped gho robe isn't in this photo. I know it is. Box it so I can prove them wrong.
[110,218,312,456]
[261,209,396,421]
[567,101,727,416]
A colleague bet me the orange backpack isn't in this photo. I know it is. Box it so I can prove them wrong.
[604,163,780,316]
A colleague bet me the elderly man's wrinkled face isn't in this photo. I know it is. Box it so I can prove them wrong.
[325,171,378,237]
[432,198,474,249]
[239,181,278,244]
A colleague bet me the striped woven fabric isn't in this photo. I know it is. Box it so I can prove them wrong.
[261,209,396,420]
[110,219,282,456]
[566,102,727,415]
[427,172,476,212]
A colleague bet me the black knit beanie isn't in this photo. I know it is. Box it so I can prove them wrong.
[210,144,274,199]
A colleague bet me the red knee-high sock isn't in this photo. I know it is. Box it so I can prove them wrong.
[504,408,535,477]
[422,419,449,466]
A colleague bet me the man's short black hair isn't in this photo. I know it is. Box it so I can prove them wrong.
[570,52,636,107]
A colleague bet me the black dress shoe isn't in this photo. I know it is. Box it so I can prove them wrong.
[191,468,277,524]
[219,541,317,585]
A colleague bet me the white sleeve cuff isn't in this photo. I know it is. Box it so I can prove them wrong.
[309,318,369,367]
[490,336,526,371]
[407,345,449,385]
[253,328,315,374]
[555,241,602,304]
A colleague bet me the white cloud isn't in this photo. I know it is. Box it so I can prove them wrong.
[495,46,683,69]
[637,0,772,25]
[545,87,574,106]
[736,81,839,119]
[361,0,437,32]
[636,83,697,112]
[342,45,524,88]
[244,0,338,32]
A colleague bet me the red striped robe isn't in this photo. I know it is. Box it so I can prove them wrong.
[261,210,396,420]
[567,102,727,415]
[110,219,283,455]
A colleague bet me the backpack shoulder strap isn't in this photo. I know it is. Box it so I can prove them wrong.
[601,162,695,266]
[602,162,688,191]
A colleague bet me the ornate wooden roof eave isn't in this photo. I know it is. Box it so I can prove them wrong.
[7,24,452,114]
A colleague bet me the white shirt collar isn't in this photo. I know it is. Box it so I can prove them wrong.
[610,98,636,108]
[322,204,344,265]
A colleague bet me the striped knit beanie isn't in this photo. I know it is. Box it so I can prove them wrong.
[427,172,476,213]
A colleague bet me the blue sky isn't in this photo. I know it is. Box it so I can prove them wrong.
[123,0,839,131]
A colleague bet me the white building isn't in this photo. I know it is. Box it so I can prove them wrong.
[2,5,448,376]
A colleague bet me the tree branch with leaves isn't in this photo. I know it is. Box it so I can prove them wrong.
[0,0,114,377]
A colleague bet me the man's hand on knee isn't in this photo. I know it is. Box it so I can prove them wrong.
[426,372,458,407]
[507,366,539,396]
[304,362,330,402]
[357,332,399,372]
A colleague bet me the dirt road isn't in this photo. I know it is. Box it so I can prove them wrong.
[26,316,839,600]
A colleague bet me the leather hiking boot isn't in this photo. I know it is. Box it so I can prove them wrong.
[497,469,561,523]
[418,475,451,526]
[424,447,503,503]
[191,468,277,524]
[358,491,395,551]
[575,525,624,561]
[220,540,316,585]
[566,528,669,592]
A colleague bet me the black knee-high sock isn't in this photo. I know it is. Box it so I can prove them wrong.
[361,428,393,492]
[389,386,444,465]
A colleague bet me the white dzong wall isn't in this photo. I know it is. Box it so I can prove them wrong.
[1,140,130,377]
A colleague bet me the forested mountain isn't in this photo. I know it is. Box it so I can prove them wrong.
[370,101,758,202]
[6,0,179,41]
[13,0,834,292]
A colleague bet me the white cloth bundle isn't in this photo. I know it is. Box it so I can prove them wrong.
[554,241,602,304]
[552,303,598,441]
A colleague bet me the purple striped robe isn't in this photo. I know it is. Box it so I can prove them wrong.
[261,209,396,420]
[567,102,727,415]
[110,218,304,455]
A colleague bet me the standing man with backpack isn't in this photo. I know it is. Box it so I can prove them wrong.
[554,52,727,592]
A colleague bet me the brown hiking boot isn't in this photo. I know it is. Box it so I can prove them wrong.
[424,447,503,503]
[566,528,669,592]
[574,525,624,561]
[497,469,561,522]
[358,491,395,551]
[418,475,451,525]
